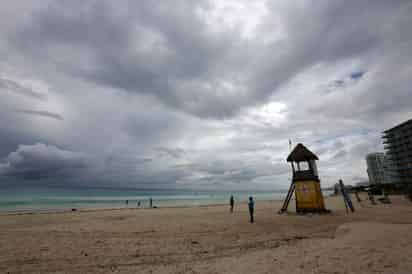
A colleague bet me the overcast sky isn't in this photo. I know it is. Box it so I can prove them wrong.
[1,0,411,190]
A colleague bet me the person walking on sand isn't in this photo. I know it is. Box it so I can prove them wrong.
[230,195,234,213]
[248,196,254,223]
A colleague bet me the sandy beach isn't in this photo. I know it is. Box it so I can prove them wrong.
[1,195,412,274]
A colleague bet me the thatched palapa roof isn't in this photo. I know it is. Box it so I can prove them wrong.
[286,143,318,162]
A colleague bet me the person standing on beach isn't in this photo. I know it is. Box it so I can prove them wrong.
[149,197,153,208]
[230,195,234,213]
[248,196,254,223]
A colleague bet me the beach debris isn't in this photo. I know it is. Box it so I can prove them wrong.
[191,240,199,245]
[71,208,77,212]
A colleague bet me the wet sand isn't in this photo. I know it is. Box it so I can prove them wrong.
[1,195,412,273]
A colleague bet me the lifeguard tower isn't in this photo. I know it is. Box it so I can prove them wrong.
[279,143,328,214]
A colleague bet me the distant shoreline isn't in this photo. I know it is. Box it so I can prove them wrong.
[0,188,298,214]
[0,190,336,215]
[0,199,279,216]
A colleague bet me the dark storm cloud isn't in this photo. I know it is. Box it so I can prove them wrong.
[16,110,63,121]
[0,77,46,100]
[0,143,88,180]
[9,0,412,120]
[0,131,41,159]
[11,0,245,118]
[1,0,412,188]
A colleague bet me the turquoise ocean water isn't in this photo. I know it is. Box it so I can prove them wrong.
[0,187,292,212]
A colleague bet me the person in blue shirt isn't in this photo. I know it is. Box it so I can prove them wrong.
[248,196,254,223]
